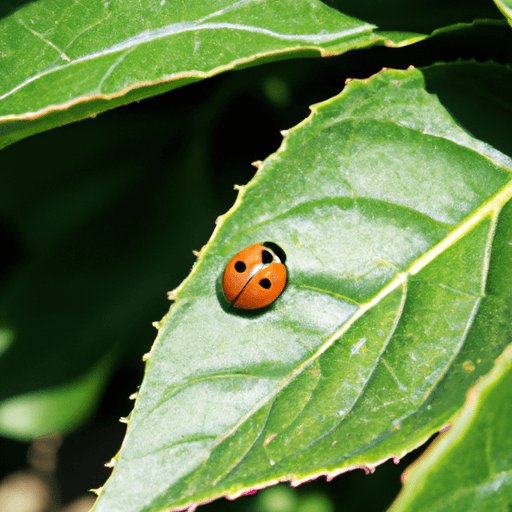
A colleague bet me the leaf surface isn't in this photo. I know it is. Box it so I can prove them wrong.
[389,344,512,512]
[0,0,418,150]
[92,63,512,512]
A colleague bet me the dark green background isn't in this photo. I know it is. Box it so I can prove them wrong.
[0,1,511,510]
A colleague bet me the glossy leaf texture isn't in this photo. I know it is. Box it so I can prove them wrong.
[494,0,512,26]
[389,344,512,512]
[92,62,512,512]
[0,0,422,151]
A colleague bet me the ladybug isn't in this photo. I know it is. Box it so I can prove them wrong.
[222,243,287,310]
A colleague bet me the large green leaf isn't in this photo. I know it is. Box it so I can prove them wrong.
[0,0,422,151]
[92,63,512,512]
[389,344,512,512]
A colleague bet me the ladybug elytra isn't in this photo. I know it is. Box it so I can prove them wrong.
[222,243,287,310]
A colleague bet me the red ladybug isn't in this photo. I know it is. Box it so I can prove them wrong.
[222,243,287,310]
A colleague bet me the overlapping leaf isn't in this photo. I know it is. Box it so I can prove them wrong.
[92,64,512,512]
[389,344,512,512]
[0,0,422,150]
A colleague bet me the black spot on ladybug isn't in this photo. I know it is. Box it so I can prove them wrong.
[263,241,286,263]
[234,261,246,273]
[261,249,274,264]
[259,278,272,289]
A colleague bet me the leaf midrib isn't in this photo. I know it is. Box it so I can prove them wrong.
[201,180,512,478]
[0,7,375,115]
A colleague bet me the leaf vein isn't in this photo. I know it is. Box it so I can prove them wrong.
[17,19,71,63]
[0,18,373,104]
[276,281,408,455]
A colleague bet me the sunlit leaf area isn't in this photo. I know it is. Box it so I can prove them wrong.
[0,1,511,512]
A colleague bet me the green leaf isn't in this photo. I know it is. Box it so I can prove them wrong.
[494,0,512,27]
[420,61,512,160]
[0,351,113,440]
[389,344,512,512]
[0,0,422,151]
[92,63,512,512]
